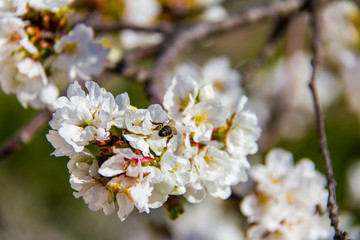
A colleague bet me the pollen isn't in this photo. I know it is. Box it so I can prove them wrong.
[133,119,144,127]
[107,182,121,193]
[270,175,280,184]
[213,80,225,91]
[257,191,269,205]
[177,94,191,111]
[122,186,134,202]
[204,153,214,166]
[63,42,78,54]
[193,111,209,126]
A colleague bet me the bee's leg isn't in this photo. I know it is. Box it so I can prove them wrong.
[165,135,172,146]
[151,121,163,125]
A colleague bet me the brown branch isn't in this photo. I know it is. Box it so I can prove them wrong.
[150,0,306,103]
[0,110,52,161]
[308,0,347,239]
[81,9,172,34]
[352,0,360,9]
[91,22,172,34]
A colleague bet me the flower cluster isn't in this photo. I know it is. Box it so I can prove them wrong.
[167,56,243,111]
[241,148,333,240]
[164,75,260,202]
[46,75,260,221]
[0,2,108,109]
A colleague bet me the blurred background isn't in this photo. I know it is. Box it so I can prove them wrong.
[1,0,360,239]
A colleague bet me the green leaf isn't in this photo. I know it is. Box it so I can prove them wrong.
[164,195,184,220]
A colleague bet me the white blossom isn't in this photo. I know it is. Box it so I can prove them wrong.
[201,5,227,22]
[157,150,191,194]
[226,96,261,157]
[0,0,73,14]
[26,0,74,12]
[321,0,359,66]
[0,17,37,60]
[341,55,360,120]
[53,24,109,81]
[0,56,59,109]
[163,75,259,203]
[123,0,160,26]
[168,197,245,240]
[241,148,333,240]
[47,76,260,221]
[163,75,198,120]
[182,97,226,142]
[110,175,153,221]
[168,57,242,110]
[121,30,163,50]
[68,150,116,216]
[47,80,130,154]
[0,0,27,16]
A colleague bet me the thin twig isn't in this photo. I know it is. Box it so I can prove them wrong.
[308,0,347,239]
[75,9,172,34]
[150,0,306,103]
[91,22,172,34]
[0,110,52,161]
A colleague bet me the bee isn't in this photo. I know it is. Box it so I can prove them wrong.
[153,119,178,142]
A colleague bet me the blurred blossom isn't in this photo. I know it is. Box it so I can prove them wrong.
[339,212,360,240]
[120,0,162,50]
[241,148,333,240]
[347,160,360,205]
[26,0,74,12]
[201,4,227,22]
[248,51,341,140]
[121,30,163,50]
[341,55,360,121]
[124,0,160,26]
[168,197,245,240]
[53,23,109,81]
[0,0,27,16]
[0,55,59,109]
[321,1,360,122]
[0,16,60,108]
[0,17,37,60]
[119,0,228,50]
[321,0,360,66]
[0,0,74,16]
[167,56,243,111]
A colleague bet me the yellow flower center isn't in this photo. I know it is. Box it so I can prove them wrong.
[107,182,120,193]
[63,42,78,54]
[270,175,280,184]
[204,153,214,167]
[213,80,224,91]
[193,111,209,126]
[177,94,191,112]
